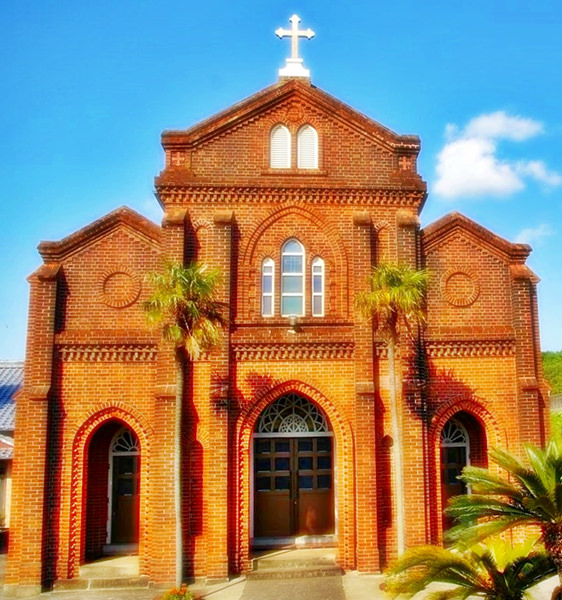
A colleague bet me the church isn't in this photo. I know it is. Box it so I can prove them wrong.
[6,15,548,595]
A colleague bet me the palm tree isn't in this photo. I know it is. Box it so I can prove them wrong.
[385,538,555,600]
[445,438,562,598]
[355,263,429,555]
[144,260,227,587]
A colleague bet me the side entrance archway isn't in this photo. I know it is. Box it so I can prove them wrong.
[85,422,140,559]
[253,392,335,541]
[440,411,487,533]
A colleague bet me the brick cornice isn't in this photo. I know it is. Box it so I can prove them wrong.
[424,338,516,358]
[156,185,426,208]
[57,343,157,362]
[233,341,354,361]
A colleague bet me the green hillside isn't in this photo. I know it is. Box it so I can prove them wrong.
[543,351,562,395]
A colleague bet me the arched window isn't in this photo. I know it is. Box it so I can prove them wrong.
[311,257,324,317]
[297,125,318,169]
[270,124,291,168]
[281,239,304,316]
[261,258,275,317]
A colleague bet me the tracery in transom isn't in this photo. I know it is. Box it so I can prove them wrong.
[111,427,140,454]
[255,392,331,436]
[440,419,468,447]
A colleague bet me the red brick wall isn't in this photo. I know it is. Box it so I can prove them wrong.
[8,79,547,590]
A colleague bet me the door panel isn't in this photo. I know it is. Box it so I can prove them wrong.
[111,455,140,543]
[254,436,334,538]
[441,445,467,532]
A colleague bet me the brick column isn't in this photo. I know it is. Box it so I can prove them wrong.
[203,211,233,582]
[5,264,59,596]
[352,212,379,571]
[149,208,186,586]
[396,210,429,548]
[511,264,547,449]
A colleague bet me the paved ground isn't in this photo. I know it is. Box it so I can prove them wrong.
[0,552,558,600]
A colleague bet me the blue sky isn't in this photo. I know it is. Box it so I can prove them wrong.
[1,1,561,359]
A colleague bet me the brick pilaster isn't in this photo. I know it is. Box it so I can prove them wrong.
[204,211,233,581]
[5,265,59,594]
[352,212,379,571]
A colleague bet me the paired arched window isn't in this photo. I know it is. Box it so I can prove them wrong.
[270,124,318,170]
[297,125,318,169]
[270,125,291,168]
[261,240,325,317]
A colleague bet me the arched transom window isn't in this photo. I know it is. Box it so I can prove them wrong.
[111,427,140,455]
[256,393,330,435]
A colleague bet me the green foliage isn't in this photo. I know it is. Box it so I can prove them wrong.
[385,538,555,600]
[144,261,227,360]
[159,584,194,600]
[355,263,429,339]
[543,351,562,395]
[446,438,562,550]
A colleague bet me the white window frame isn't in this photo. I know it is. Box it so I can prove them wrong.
[270,124,291,169]
[311,257,325,317]
[297,125,318,169]
[261,258,275,317]
[281,239,305,317]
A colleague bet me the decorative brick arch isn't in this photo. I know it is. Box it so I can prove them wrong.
[241,205,349,318]
[428,398,503,542]
[67,404,154,578]
[234,380,355,573]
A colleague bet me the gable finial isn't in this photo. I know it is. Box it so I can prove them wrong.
[275,14,315,79]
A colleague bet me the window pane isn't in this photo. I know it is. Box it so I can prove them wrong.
[318,456,331,470]
[313,276,322,293]
[318,475,332,489]
[299,457,313,470]
[317,438,331,452]
[256,458,271,472]
[271,125,291,168]
[275,457,290,471]
[275,476,290,490]
[256,477,271,491]
[262,276,272,294]
[313,296,322,316]
[283,256,302,273]
[298,475,314,490]
[262,296,272,316]
[275,440,290,453]
[298,439,313,452]
[283,239,302,254]
[283,276,303,293]
[282,296,303,316]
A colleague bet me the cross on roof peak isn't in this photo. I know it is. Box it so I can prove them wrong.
[275,14,315,79]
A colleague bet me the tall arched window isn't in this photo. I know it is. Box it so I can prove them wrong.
[297,125,318,169]
[311,257,324,317]
[261,258,275,317]
[281,239,304,316]
[441,418,470,532]
[270,124,291,168]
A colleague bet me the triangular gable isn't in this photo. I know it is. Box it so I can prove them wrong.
[160,78,420,155]
[37,206,161,263]
[422,212,532,265]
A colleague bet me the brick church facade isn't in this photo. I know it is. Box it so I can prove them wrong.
[6,56,548,593]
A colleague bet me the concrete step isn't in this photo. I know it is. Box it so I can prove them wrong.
[249,547,343,580]
[52,575,150,592]
[247,565,344,580]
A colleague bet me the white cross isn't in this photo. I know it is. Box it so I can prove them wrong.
[275,15,315,61]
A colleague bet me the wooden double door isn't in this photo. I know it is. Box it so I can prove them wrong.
[110,454,139,544]
[254,436,334,538]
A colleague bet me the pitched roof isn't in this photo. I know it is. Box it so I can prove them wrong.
[0,361,22,433]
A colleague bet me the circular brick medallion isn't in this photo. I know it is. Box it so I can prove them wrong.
[100,267,141,308]
[440,268,480,307]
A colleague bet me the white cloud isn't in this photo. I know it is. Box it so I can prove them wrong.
[434,111,560,200]
[463,111,543,142]
[434,137,522,198]
[516,160,562,186]
[514,223,554,245]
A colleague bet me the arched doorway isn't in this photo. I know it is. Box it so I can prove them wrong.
[253,392,335,542]
[440,412,487,532]
[85,422,140,559]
